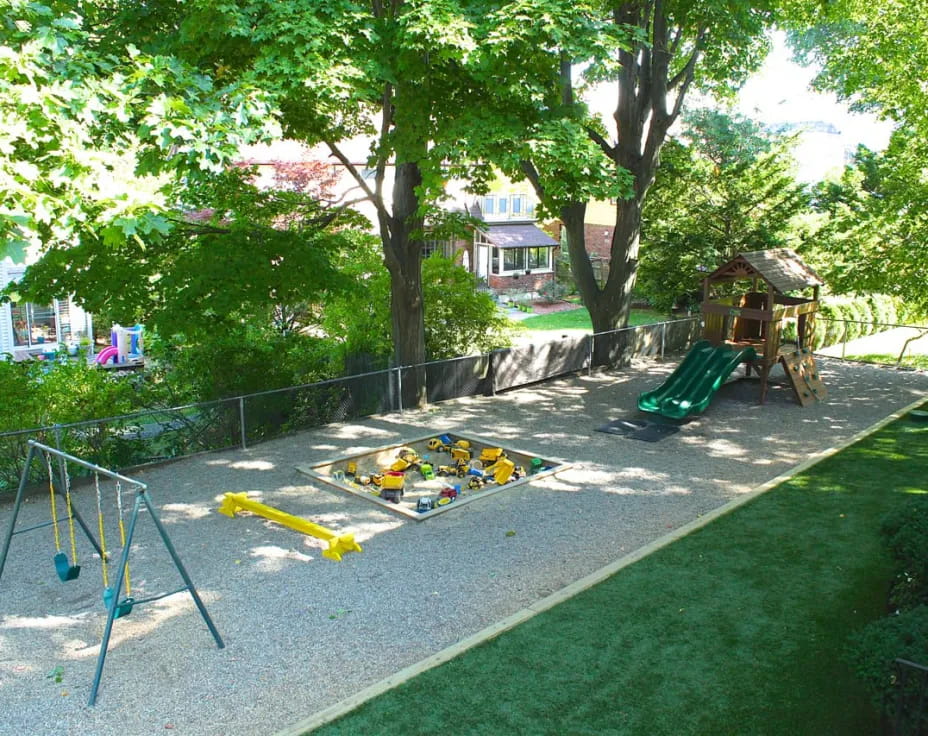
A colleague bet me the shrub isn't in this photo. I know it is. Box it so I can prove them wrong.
[881,498,928,610]
[847,606,928,709]
[538,279,568,304]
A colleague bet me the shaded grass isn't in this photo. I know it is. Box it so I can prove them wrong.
[519,307,670,331]
[847,353,928,371]
[311,408,928,735]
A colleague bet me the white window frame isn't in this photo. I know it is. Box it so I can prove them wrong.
[491,246,553,276]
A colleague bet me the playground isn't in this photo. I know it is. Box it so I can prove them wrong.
[0,357,927,735]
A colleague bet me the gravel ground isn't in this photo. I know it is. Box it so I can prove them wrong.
[1,357,926,736]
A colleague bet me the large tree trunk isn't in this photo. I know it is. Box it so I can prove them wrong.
[564,1,701,339]
[382,161,427,408]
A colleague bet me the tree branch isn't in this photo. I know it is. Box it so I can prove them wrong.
[668,27,707,93]
[586,126,616,160]
[324,140,390,224]
[518,159,546,202]
[669,30,705,119]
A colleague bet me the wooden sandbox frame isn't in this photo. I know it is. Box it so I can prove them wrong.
[296,431,569,521]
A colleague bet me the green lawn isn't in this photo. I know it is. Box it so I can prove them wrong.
[311,406,928,735]
[847,353,928,371]
[517,306,670,331]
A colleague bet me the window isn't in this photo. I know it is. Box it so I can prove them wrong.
[491,247,553,275]
[10,301,60,348]
[422,239,451,259]
[483,195,496,215]
[511,195,523,215]
[498,197,508,214]
[503,249,525,272]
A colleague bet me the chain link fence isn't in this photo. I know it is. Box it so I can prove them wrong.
[815,318,928,370]
[0,317,699,495]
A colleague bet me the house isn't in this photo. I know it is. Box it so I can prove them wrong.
[453,200,559,296]
[0,259,93,360]
[241,142,561,300]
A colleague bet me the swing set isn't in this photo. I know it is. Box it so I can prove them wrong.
[0,440,224,706]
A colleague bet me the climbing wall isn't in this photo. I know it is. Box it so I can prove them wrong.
[780,348,827,407]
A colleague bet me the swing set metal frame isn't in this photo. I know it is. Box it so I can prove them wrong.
[0,440,224,706]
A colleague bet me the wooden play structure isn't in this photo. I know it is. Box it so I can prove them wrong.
[701,248,827,405]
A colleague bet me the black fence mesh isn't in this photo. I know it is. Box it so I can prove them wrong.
[242,370,396,446]
[1,318,701,495]
[0,402,240,494]
[491,336,590,392]
[425,355,491,403]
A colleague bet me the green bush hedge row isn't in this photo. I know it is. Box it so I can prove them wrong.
[847,496,928,714]
[801,294,925,351]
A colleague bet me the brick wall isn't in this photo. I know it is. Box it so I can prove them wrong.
[546,222,614,261]
[488,271,554,292]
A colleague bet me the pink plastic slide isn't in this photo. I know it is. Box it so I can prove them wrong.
[95,346,119,365]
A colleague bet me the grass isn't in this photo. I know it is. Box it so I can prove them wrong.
[310,406,928,735]
[518,307,670,331]
[846,353,928,371]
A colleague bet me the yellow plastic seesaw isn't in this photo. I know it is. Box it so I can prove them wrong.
[217,493,363,562]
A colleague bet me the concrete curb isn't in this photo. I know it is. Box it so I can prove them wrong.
[275,393,927,736]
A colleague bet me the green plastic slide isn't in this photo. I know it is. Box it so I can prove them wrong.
[638,341,757,419]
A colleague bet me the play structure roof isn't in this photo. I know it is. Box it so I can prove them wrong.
[707,248,823,293]
[480,222,558,249]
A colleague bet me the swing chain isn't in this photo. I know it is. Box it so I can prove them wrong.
[114,481,131,596]
[94,473,109,589]
[45,453,62,554]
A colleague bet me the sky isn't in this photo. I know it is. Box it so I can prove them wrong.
[737,32,893,150]
[586,31,894,183]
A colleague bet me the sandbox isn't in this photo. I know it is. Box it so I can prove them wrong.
[296,431,567,520]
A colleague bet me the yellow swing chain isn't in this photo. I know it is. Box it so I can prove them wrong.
[45,453,62,554]
[93,473,109,588]
[114,481,131,596]
[61,459,79,566]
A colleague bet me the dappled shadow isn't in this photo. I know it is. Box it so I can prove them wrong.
[0,356,926,734]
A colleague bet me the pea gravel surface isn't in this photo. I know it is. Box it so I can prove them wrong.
[1,357,926,736]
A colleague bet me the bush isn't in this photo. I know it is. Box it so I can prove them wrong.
[868,294,896,330]
[149,324,336,403]
[0,358,145,492]
[847,606,928,709]
[538,279,568,304]
[813,294,913,349]
[881,498,928,610]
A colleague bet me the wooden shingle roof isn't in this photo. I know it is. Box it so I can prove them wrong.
[707,248,823,293]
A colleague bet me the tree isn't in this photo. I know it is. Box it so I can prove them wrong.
[14,164,365,339]
[95,0,536,405]
[810,134,928,314]
[637,109,809,312]
[788,0,928,308]
[0,2,275,264]
[486,1,784,342]
[321,246,512,367]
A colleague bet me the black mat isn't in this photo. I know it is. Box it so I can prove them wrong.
[595,418,681,442]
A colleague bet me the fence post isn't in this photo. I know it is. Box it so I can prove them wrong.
[239,397,247,450]
[841,321,849,360]
[53,423,62,451]
[660,322,666,360]
[396,367,404,413]
[588,334,594,375]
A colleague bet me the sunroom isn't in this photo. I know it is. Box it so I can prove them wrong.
[472,222,558,292]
